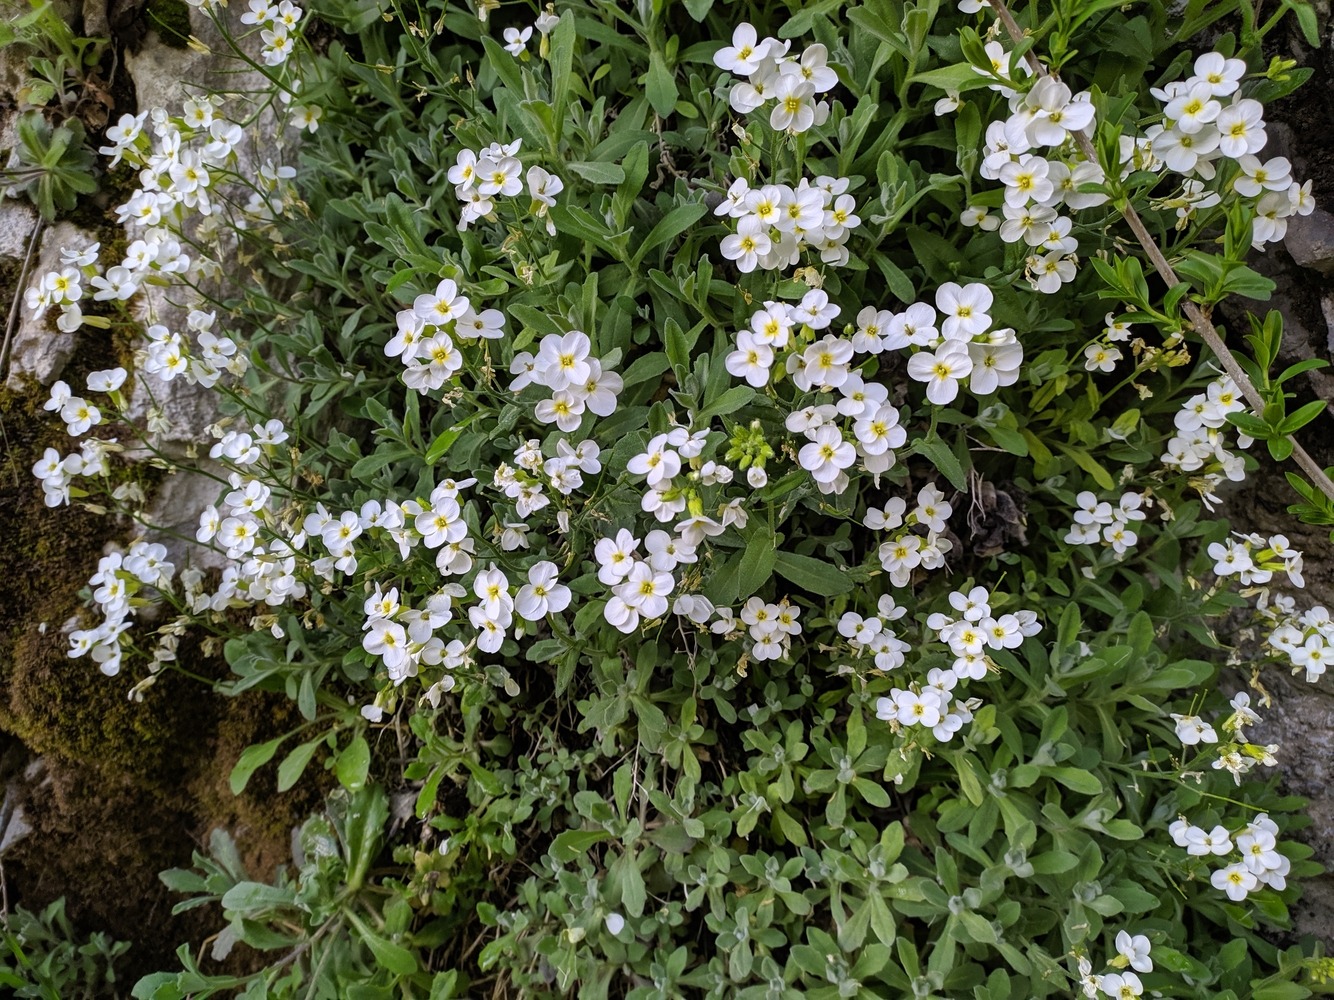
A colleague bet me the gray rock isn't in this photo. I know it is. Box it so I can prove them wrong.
[0,196,39,260]
[1285,207,1334,274]
[140,460,230,570]
[5,220,98,390]
[1322,294,1334,358]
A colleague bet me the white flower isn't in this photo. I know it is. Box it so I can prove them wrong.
[1115,930,1152,973]
[1215,98,1266,158]
[86,368,127,393]
[721,217,772,273]
[363,618,409,671]
[1191,52,1246,96]
[1233,155,1291,198]
[726,331,774,387]
[714,23,772,76]
[414,278,470,325]
[906,342,973,404]
[614,563,673,619]
[798,425,856,485]
[535,330,592,391]
[1211,862,1258,901]
[770,74,817,133]
[891,688,943,728]
[967,340,1022,394]
[503,25,532,57]
[473,563,513,620]
[534,390,586,432]
[935,281,993,340]
[999,155,1055,207]
[1100,971,1143,998]
[1084,343,1123,373]
[1165,82,1221,134]
[1185,824,1234,856]
[515,561,571,621]
[595,529,639,584]
[526,166,563,208]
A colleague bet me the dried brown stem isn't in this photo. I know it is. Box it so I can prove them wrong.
[985,0,1334,502]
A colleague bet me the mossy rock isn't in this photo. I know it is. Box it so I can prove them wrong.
[142,0,193,48]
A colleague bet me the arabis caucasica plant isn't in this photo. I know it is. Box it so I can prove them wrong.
[23,0,1334,995]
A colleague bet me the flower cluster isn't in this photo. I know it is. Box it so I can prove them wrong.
[1076,928,1155,999]
[713,23,838,134]
[869,485,957,585]
[898,283,1022,402]
[385,278,504,393]
[1209,531,1304,589]
[718,597,804,663]
[1142,53,1314,247]
[729,281,1022,410]
[1170,812,1289,900]
[962,46,1102,295]
[874,585,1042,742]
[495,436,601,526]
[715,174,861,272]
[361,585,466,687]
[1160,375,1251,498]
[110,101,274,228]
[962,47,1317,299]
[1171,690,1278,785]
[1063,490,1149,554]
[448,139,564,233]
[67,540,177,677]
[1265,601,1332,682]
[238,0,303,66]
[499,8,558,57]
[510,330,624,432]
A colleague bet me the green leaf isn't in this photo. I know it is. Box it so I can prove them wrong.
[276,738,322,793]
[632,202,707,268]
[1252,983,1312,1000]
[480,35,525,95]
[696,385,755,421]
[550,829,610,863]
[365,932,418,976]
[221,881,296,915]
[1048,767,1102,795]
[646,50,678,118]
[568,160,627,185]
[737,526,777,599]
[773,551,855,597]
[548,13,576,135]
[906,63,997,93]
[614,852,646,917]
[229,737,283,795]
[336,735,372,791]
[1278,399,1326,434]
[621,351,671,387]
[425,427,462,465]
[351,446,414,480]
[912,432,969,492]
